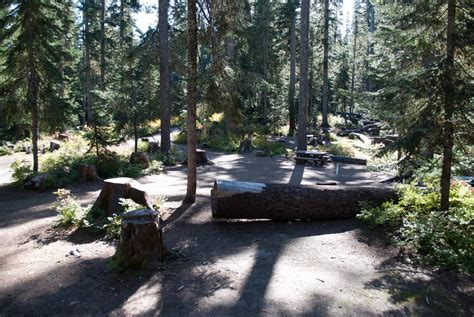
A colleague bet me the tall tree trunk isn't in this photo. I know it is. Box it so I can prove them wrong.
[288,2,296,136]
[100,0,106,90]
[321,0,330,129]
[184,0,198,203]
[349,8,358,114]
[159,0,171,154]
[26,9,39,172]
[83,0,93,126]
[297,0,310,151]
[262,12,268,127]
[440,0,456,211]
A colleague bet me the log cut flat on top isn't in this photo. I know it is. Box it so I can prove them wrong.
[211,179,397,220]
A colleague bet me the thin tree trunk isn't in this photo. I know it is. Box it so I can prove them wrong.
[26,7,39,172]
[349,8,358,114]
[159,0,171,154]
[297,0,310,151]
[288,2,296,136]
[321,0,330,129]
[440,0,456,211]
[262,14,268,127]
[84,0,93,126]
[100,0,106,90]
[184,0,198,203]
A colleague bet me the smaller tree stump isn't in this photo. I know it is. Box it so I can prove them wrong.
[130,152,150,168]
[92,178,154,217]
[57,133,70,141]
[181,149,213,166]
[114,208,167,268]
[77,163,97,182]
[50,142,60,152]
[147,141,160,153]
[238,138,253,153]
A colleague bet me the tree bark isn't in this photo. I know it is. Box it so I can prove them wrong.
[321,0,330,129]
[159,0,171,154]
[288,1,297,136]
[349,6,358,114]
[184,0,198,203]
[297,0,310,151]
[114,209,167,268]
[83,0,93,126]
[100,0,106,90]
[92,178,155,217]
[211,180,397,220]
[440,0,456,211]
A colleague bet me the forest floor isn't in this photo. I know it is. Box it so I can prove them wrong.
[0,149,473,316]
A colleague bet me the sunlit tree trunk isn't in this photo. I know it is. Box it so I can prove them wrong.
[159,0,171,154]
[321,0,330,129]
[297,0,310,151]
[83,0,93,126]
[288,1,297,136]
[100,0,106,90]
[440,0,456,211]
[184,0,198,203]
[349,7,358,114]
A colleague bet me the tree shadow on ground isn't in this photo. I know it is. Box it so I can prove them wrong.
[355,227,474,316]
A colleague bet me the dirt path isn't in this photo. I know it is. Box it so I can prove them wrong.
[0,151,472,316]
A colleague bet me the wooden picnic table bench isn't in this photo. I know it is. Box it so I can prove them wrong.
[295,150,330,165]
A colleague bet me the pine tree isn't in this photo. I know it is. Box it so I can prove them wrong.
[0,0,74,172]
[297,0,310,150]
[159,0,171,154]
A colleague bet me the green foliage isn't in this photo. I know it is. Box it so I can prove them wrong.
[52,189,86,226]
[0,145,12,156]
[321,142,356,157]
[10,160,35,186]
[252,135,286,156]
[358,179,474,272]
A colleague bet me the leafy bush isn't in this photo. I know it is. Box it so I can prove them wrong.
[322,142,356,157]
[11,160,35,185]
[252,135,286,156]
[358,179,474,272]
[0,145,13,156]
[52,189,87,226]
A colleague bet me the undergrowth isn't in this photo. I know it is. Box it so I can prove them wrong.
[358,178,474,273]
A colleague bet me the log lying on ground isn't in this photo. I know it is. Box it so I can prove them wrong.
[114,208,167,268]
[349,132,370,144]
[92,177,154,216]
[211,180,397,220]
[330,155,367,165]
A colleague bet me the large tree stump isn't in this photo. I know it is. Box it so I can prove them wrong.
[77,163,97,182]
[92,178,154,217]
[181,149,213,166]
[129,152,150,168]
[49,142,60,152]
[114,208,167,268]
[211,179,397,220]
[147,141,160,153]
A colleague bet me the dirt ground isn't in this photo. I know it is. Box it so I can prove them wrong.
[0,150,472,316]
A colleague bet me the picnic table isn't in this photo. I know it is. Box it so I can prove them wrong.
[295,150,330,166]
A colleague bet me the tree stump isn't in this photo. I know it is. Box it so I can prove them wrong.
[130,152,150,168]
[147,141,160,153]
[50,142,60,152]
[238,138,253,153]
[92,178,154,217]
[181,149,213,166]
[57,133,70,141]
[77,163,97,182]
[114,208,167,268]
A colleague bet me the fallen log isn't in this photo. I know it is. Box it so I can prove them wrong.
[349,132,370,144]
[211,180,397,220]
[330,155,367,165]
[92,177,154,217]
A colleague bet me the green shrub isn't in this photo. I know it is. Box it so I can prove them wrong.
[11,160,35,185]
[0,145,13,156]
[358,179,474,273]
[322,142,356,157]
[52,188,86,226]
[253,135,286,156]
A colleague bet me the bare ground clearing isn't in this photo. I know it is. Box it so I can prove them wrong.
[0,150,472,316]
